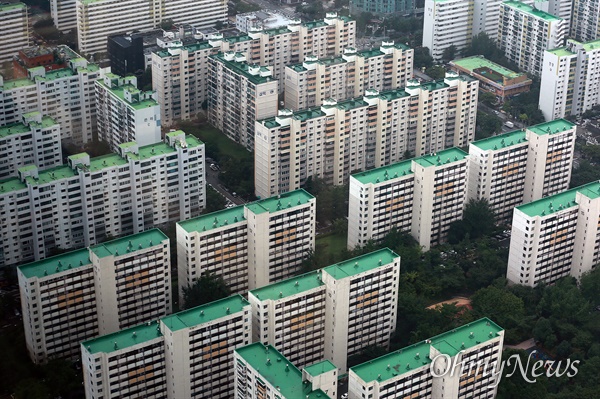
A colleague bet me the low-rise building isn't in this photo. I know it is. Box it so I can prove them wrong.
[18,229,171,364]
[96,73,161,151]
[0,131,204,266]
[507,180,600,287]
[176,189,315,303]
[256,72,478,198]
[349,318,504,399]
[0,112,61,179]
[208,52,278,150]
[539,38,600,120]
[450,56,532,101]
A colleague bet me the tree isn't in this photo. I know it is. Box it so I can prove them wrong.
[203,186,227,214]
[160,18,174,30]
[479,92,497,107]
[580,267,600,305]
[182,273,231,309]
[414,47,434,69]
[425,65,446,80]
[475,111,503,139]
[471,285,525,328]
[447,199,496,243]
[442,45,457,62]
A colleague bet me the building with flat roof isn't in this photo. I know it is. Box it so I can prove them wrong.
[76,0,227,55]
[176,189,315,304]
[0,112,61,179]
[0,2,30,65]
[96,73,161,151]
[350,0,415,15]
[235,11,294,32]
[450,56,532,101]
[539,38,600,120]
[234,342,337,399]
[12,47,58,78]
[152,13,356,127]
[423,0,474,61]
[284,42,413,110]
[256,72,478,198]
[498,1,567,76]
[0,132,204,266]
[82,295,251,399]
[570,0,599,42]
[50,0,77,32]
[107,34,145,77]
[349,318,504,399]
[507,180,600,287]
[208,52,278,150]
[18,229,171,364]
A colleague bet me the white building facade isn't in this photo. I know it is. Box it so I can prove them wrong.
[570,0,600,42]
[0,2,30,65]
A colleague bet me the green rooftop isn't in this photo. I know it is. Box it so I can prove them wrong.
[24,165,76,185]
[527,119,575,136]
[39,68,75,81]
[211,53,274,85]
[245,189,314,215]
[517,181,600,217]
[351,318,503,383]
[87,154,128,172]
[323,248,399,280]
[378,87,410,101]
[90,229,167,258]
[250,270,324,301]
[547,47,574,57]
[452,56,522,79]
[0,122,31,138]
[18,248,92,279]
[581,38,600,52]
[471,130,527,151]
[155,41,214,57]
[82,321,162,355]
[503,1,561,21]
[412,148,468,168]
[98,80,158,110]
[0,177,27,194]
[161,295,249,332]
[352,159,413,185]
[177,205,246,234]
[0,2,27,11]
[126,142,174,161]
[236,343,331,399]
[2,78,34,90]
[303,360,336,377]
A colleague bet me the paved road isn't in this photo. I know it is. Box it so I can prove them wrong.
[205,161,246,206]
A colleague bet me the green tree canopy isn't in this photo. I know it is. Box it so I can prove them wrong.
[182,273,231,309]
[471,285,525,328]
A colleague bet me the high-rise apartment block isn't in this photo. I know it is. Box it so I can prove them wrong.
[152,13,356,127]
[348,119,576,249]
[176,189,315,302]
[507,180,600,287]
[498,1,567,76]
[76,0,227,55]
[50,0,77,32]
[284,42,413,110]
[423,0,474,60]
[208,52,278,150]
[0,2,30,65]
[350,0,415,14]
[256,72,478,198]
[17,229,171,364]
[235,343,337,399]
[349,318,504,399]
[96,73,161,151]
[570,0,600,42]
[0,132,204,266]
[0,46,104,145]
[0,112,61,179]
[82,295,251,399]
[468,119,575,222]
[248,248,400,372]
[539,38,600,121]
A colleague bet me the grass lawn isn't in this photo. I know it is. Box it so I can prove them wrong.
[316,231,347,263]
[179,121,250,161]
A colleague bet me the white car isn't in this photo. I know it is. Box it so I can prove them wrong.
[341,394,348,399]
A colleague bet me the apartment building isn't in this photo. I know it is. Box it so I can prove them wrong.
[176,189,315,302]
[570,0,599,42]
[76,0,227,55]
[96,73,161,151]
[284,41,413,110]
[17,229,171,364]
[248,270,326,369]
[50,0,77,32]
[0,46,104,145]
[152,13,356,127]
[350,0,415,14]
[0,112,61,179]
[450,56,532,101]
[423,0,474,60]
[82,295,251,399]
[234,342,337,399]
[498,1,567,76]
[507,181,600,287]
[0,2,30,65]
[0,131,204,266]
[539,38,600,121]
[347,119,575,249]
[208,52,278,150]
[349,318,504,399]
[255,72,478,198]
